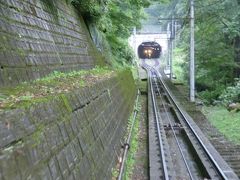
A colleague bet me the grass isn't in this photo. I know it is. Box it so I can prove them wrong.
[112,168,119,179]
[111,97,141,180]
[130,66,139,81]
[0,66,114,110]
[203,106,240,144]
[123,100,141,180]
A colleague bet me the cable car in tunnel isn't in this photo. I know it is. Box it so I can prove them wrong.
[138,41,162,59]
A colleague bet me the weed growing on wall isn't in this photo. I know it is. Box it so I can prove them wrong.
[0,66,113,110]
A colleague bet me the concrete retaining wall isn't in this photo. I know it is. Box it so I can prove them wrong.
[0,0,103,87]
[0,70,136,179]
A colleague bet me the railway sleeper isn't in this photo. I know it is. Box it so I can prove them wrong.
[144,65,239,179]
[163,123,183,131]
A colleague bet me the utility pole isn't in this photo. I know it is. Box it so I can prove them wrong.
[167,39,170,67]
[167,23,171,68]
[170,17,174,80]
[167,19,174,80]
[133,27,137,65]
[169,25,172,80]
[190,0,195,102]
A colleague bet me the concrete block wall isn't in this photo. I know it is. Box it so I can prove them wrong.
[0,0,102,87]
[0,70,136,179]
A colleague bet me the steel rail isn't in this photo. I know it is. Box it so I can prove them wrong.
[146,67,169,180]
[152,75,195,180]
[153,68,229,180]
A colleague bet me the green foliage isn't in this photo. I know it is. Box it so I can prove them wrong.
[203,106,240,144]
[71,0,150,65]
[219,78,240,105]
[0,66,113,110]
[173,47,188,82]
[198,86,225,104]
[41,0,59,21]
[35,66,111,83]
[172,0,240,104]
[71,0,105,21]
[104,0,149,63]
[124,102,141,179]
[112,168,119,178]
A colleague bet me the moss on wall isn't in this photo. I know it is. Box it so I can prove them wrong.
[0,0,105,87]
[0,69,137,179]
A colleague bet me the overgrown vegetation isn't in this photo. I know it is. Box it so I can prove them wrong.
[111,97,141,179]
[71,0,150,65]
[167,0,240,107]
[172,48,187,82]
[124,101,141,179]
[160,0,240,144]
[219,78,240,106]
[203,106,240,144]
[0,66,113,110]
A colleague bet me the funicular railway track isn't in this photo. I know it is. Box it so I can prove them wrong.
[156,70,240,178]
[144,65,239,180]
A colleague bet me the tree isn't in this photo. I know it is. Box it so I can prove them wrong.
[71,0,150,64]
[172,0,240,103]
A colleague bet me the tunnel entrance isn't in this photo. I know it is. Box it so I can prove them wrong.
[138,41,162,59]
